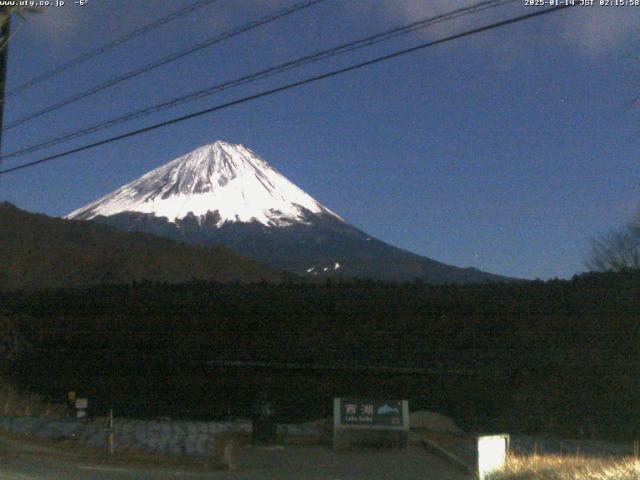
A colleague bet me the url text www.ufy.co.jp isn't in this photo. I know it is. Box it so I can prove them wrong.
[0,0,86,7]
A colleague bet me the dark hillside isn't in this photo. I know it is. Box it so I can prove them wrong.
[0,202,284,289]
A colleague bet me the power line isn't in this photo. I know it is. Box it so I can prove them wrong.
[0,0,516,162]
[2,0,328,131]
[0,4,574,177]
[6,0,219,97]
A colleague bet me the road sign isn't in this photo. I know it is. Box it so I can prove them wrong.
[338,398,405,428]
[333,398,409,450]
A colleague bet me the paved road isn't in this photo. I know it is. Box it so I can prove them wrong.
[234,445,473,480]
[0,454,210,480]
[0,440,472,479]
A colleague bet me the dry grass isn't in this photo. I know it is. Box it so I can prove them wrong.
[489,453,640,480]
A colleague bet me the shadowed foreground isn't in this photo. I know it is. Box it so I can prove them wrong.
[0,430,472,480]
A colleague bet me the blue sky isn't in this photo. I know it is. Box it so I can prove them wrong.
[0,0,638,279]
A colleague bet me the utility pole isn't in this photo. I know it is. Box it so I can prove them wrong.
[0,7,10,156]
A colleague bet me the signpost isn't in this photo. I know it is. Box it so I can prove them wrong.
[333,398,409,450]
[75,398,88,419]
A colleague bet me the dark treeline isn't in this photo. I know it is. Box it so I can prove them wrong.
[1,270,639,439]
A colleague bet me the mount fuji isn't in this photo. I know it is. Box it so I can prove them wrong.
[67,141,506,283]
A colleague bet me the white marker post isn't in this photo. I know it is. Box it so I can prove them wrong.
[477,434,509,480]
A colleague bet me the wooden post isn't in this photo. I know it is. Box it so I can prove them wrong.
[633,440,639,458]
[108,409,114,454]
[222,437,236,470]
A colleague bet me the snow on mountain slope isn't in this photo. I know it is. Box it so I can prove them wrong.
[65,140,511,283]
[66,141,342,227]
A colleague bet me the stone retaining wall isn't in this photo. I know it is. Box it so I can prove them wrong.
[0,416,321,457]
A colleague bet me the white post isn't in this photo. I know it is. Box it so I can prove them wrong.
[477,434,509,480]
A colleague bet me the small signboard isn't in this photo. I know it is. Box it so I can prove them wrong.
[477,434,509,480]
[338,398,405,428]
[333,398,409,450]
[75,398,88,410]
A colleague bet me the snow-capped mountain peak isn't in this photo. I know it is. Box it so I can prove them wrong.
[66,141,342,227]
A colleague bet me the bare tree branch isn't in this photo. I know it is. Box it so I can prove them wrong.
[586,222,640,272]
